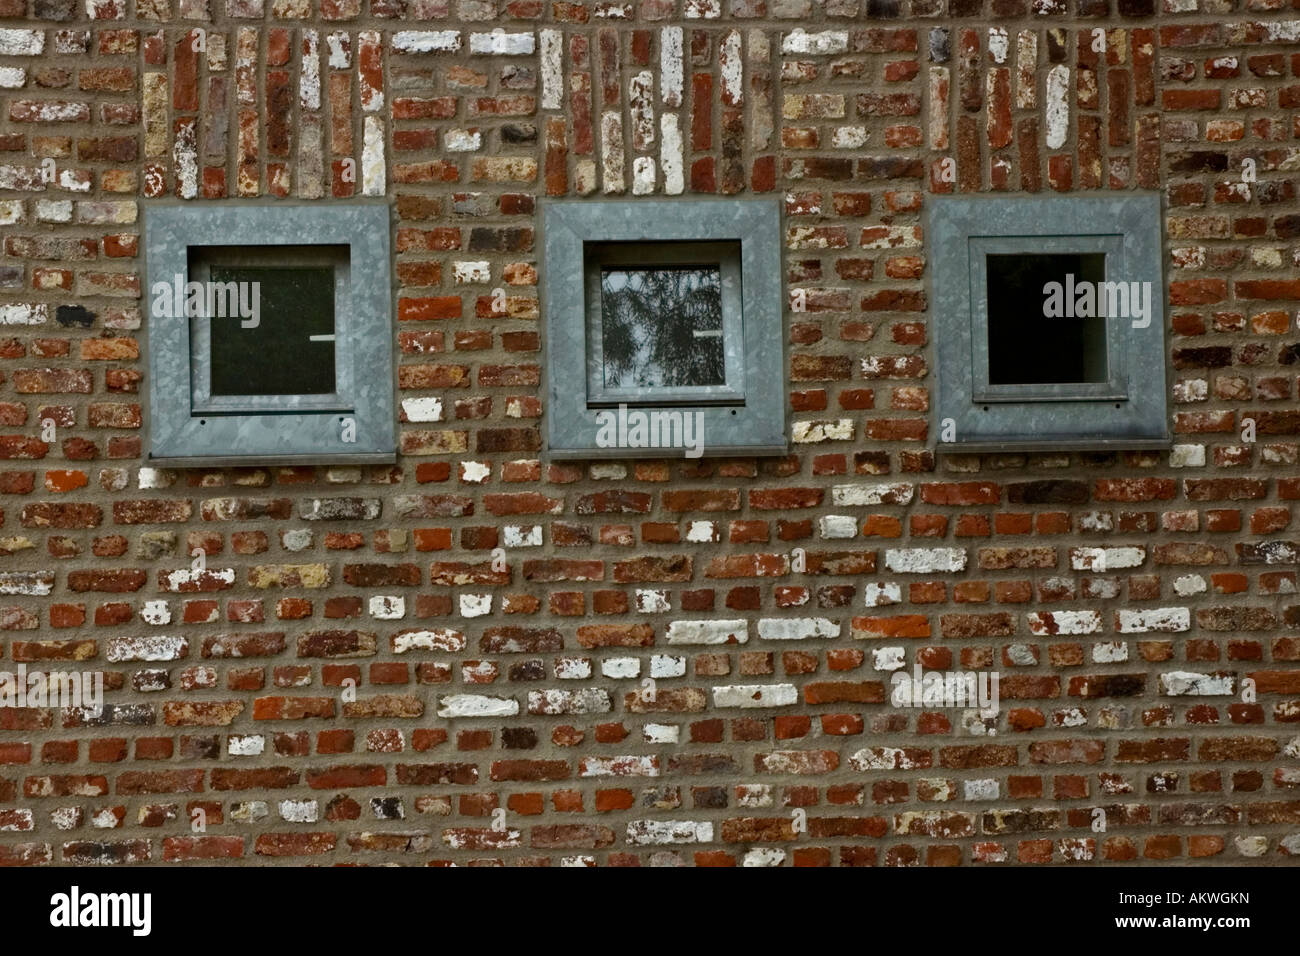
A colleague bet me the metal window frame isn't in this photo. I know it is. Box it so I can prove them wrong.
[542,198,786,459]
[584,240,745,406]
[929,194,1171,453]
[188,244,352,414]
[144,202,396,467]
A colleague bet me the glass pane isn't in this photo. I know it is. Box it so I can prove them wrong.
[986,252,1108,385]
[208,265,336,396]
[599,266,725,389]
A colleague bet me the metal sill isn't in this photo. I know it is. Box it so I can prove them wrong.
[936,436,1173,454]
[147,451,397,468]
[547,443,789,461]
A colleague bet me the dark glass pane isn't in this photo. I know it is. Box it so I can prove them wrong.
[599,266,725,388]
[986,252,1108,385]
[208,266,336,396]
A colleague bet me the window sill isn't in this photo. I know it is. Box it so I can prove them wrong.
[147,451,397,469]
[546,442,788,461]
[935,435,1173,454]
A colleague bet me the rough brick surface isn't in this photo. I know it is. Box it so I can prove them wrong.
[0,1,1298,868]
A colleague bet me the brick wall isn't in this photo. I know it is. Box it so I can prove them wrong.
[0,0,1298,867]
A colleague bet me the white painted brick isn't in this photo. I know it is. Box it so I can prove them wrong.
[872,647,906,671]
[685,520,717,543]
[540,29,563,110]
[1116,607,1191,633]
[390,624,467,655]
[0,303,47,326]
[781,28,848,55]
[361,116,385,196]
[1159,671,1234,696]
[1091,641,1128,663]
[391,30,461,53]
[660,27,683,106]
[719,30,742,103]
[626,819,713,845]
[650,654,685,678]
[1057,708,1087,727]
[756,618,839,640]
[831,481,914,506]
[632,156,656,195]
[884,548,967,574]
[105,635,188,663]
[136,468,175,491]
[987,27,1009,63]
[1006,643,1036,665]
[0,29,45,56]
[140,600,171,626]
[326,31,351,67]
[601,657,641,679]
[635,589,670,613]
[1070,546,1145,571]
[712,683,798,708]
[859,227,924,251]
[445,129,482,152]
[160,567,235,592]
[459,593,491,617]
[831,125,868,148]
[35,199,72,223]
[1173,574,1206,597]
[528,688,611,714]
[849,747,926,771]
[1026,610,1102,636]
[369,595,405,620]
[864,582,902,607]
[469,30,535,55]
[643,723,678,744]
[436,693,518,718]
[281,530,312,552]
[792,418,853,442]
[503,524,542,548]
[553,657,592,680]
[227,735,265,757]
[743,848,786,867]
[818,514,858,538]
[278,799,318,822]
[660,113,684,195]
[581,755,658,777]
[665,619,748,645]
[1045,64,1069,148]
[401,397,443,422]
[1170,443,1206,468]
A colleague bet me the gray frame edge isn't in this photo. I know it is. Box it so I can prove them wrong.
[143,200,397,467]
[927,192,1171,454]
[540,197,787,459]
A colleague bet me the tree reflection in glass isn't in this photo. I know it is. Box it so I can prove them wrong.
[599,266,726,388]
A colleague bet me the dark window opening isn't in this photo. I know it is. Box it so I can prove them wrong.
[208,264,337,396]
[598,265,725,389]
[986,252,1108,385]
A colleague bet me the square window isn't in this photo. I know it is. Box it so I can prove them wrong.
[542,200,785,458]
[929,195,1170,452]
[586,240,743,404]
[145,203,395,466]
[985,252,1107,386]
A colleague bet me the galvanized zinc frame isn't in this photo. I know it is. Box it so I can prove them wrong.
[541,198,786,458]
[928,193,1171,453]
[144,202,396,466]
